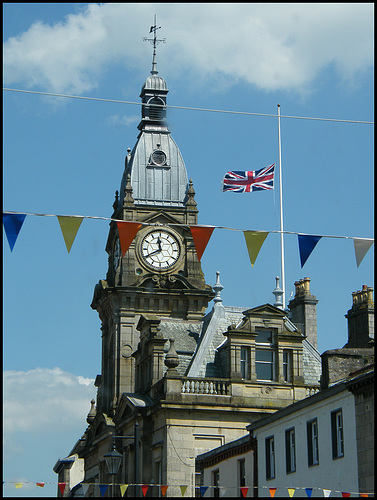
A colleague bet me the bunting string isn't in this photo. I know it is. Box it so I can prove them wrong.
[3,211,373,241]
[3,211,374,268]
[2,481,373,496]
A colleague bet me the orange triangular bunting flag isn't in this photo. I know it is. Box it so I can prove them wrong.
[189,225,215,261]
[269,487,277,497]
[244,231,269,267]
[241,487,249,497]
[36,482,45,487]
[161,485,168,496]
[180,485,188,496]
[57,216,83,253]
[58,483,67,495]
[117,221,142,257]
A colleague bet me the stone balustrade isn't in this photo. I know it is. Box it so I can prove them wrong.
[181,378,230,395]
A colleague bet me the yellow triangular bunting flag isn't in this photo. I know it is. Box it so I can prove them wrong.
[57,216,83,253]
[15,483,23,489]
[180,485,188,496]
[353,238,373,267]
[120,484,128,497]
[244,231,269,267]
[288,488,296,497]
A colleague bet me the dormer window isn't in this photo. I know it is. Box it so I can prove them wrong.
[240,347,250,380]
[255,329,275,381]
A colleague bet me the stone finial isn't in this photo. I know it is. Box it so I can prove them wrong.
[213,271,224,304]
[186,178,197,207]
[165,338,179,370]
[123,174,134,205]
[272,276,284,309]
[86,399,96,424]
[125,147,132,169]
[112,190,119,212]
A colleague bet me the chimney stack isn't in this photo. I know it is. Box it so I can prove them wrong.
[344,285,374,348]
[288,277,318,349]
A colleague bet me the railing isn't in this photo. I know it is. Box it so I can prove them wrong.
[181,378,230,395]
[306,386,320,396]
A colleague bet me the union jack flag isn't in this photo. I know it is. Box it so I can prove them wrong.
[222,164,275,193]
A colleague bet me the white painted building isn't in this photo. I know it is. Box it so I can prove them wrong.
[196,435,255,497]
[247,380,359,497]
[197,379,363,497]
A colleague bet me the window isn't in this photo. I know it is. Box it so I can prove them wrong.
[238,458,246,496]
[255,330,275,381]
[283,350,292,382]
[154,461,162,497]
[331,409,344,459]
[240,347,250,380]
[307,419,319,466]
[265,436,275,480]
[212,469,220,497]
[285,428,296,473]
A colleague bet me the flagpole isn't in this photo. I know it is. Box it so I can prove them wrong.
[277,104,286,309]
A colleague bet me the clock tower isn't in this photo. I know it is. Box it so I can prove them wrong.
[90,29,214,415]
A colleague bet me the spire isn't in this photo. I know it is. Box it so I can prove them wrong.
[143,15,166,76]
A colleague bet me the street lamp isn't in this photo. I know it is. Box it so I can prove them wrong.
[104,439,123,497]
[104,422,140,497]
[104,440,123,476]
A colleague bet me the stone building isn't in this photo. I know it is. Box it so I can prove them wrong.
[196,286,374,497]
[53,30,322,497]
[320,285,374,390]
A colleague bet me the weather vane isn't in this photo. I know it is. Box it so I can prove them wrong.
[143,15,166,75]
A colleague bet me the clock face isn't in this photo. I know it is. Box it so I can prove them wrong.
[113,238,121,270]
[141,230,180,270]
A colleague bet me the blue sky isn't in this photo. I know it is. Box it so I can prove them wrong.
[3,3,374,497]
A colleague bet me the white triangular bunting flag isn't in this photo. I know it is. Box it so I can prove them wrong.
[353,238,373,267]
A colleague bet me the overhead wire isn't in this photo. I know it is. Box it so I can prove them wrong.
[3,87,374,125]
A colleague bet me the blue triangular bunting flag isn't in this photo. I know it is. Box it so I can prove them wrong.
[298,234,322,267]
[99,484,108,497]
[305,488,313,497]
[200,486,209,496]
[3,213,27,251]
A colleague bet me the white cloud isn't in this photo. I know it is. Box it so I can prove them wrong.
[3,3,374,95]
[3,367,96,435]
[3,368,96,492]
[107,114,140,127]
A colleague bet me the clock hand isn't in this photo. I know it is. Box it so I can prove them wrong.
[145,249,160,258]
